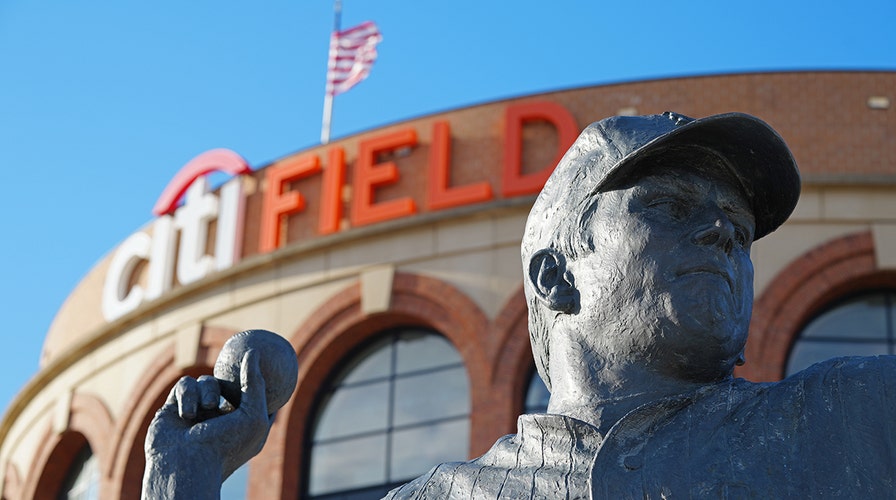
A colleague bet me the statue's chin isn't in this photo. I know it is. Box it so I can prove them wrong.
[670,297,749,345]
[651,323,745,383]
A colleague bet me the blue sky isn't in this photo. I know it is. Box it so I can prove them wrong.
[1,0,893,415]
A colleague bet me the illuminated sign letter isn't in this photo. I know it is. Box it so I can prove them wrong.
[259,155,322,253]
[319,147,346,235]
[502,101,578,197]
[216,176,245,270]
[352,128,418,227]
[426,120,492,210]
[144,215,177,301]
[175,177,219,286]
[101,232,151,321]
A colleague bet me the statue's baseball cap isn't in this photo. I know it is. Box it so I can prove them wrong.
[526,111,801,246]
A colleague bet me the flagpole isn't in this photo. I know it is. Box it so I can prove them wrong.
[321,93,333,144]
[320,0,343,144]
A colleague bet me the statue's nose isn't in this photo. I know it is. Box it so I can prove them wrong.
[691,217,735,255]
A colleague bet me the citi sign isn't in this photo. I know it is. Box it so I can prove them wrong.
[101,101,579,322]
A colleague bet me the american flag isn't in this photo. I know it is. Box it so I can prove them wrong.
[326,21,382,96]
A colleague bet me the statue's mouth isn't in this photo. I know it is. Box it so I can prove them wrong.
[676,265,734,294]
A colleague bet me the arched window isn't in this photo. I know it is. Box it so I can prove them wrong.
[524,369,550,414]
[306,328,470,499]
[786,290,896,376]
[58,444,99,500]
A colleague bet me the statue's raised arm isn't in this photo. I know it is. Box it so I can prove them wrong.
[141,329,298,500]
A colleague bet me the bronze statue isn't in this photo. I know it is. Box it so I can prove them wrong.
[386,112,896,498]
[142,112,896,499]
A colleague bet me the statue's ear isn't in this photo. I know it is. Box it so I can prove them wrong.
[528,249,578,313]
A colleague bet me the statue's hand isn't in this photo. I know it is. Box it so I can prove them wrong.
[171,374,224,422]
[145,349,272,481]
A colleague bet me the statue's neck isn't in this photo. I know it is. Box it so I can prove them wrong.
[546,361,704,435]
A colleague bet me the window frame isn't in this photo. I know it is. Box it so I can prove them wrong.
[786,289,896,376]
[304,327,471,499]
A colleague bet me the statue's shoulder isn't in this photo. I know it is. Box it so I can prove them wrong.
[770,355,896,412]
[381,433,522,500]
[713,356,896,419]
[382,429,526,499]
[785,355,896,384]
[383,413,601,499]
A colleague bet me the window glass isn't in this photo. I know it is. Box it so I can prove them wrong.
[800,294,888,340]
[394,332,461,374]
[340,338,392,385]
[307,328,470,499]
[390,419,469,480]
[58,445,99,500]
[309,434,388,496]
[525,370,550,414]
[786,291,895,376]
[392,366,469,426]
[314,381,390,440]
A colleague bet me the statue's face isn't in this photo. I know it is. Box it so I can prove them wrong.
[568,165,755,382]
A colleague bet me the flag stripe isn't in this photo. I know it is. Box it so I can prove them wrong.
[325,21,382,96]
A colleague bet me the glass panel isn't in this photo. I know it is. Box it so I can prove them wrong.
[801,295,888,340]
[307,328,472,499]
[314,381,389,440]
[340,338,392,385]
[390,418,469,482]
[786,341,889,376]
[309,434,388,496]
[395,332,461,374]
[890,292,896,318]
[525,372,550,414]
[220,463,248,499]
[311,483,402,500]
[392,366,469,426]
[60,446,99,500]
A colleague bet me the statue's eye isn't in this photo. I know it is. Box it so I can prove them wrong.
[734,227,748,246]
[647,197,688,219]
[733,224,753,248]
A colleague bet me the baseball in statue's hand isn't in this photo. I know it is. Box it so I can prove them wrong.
[141,329,299,498]
[213,329,299,416]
